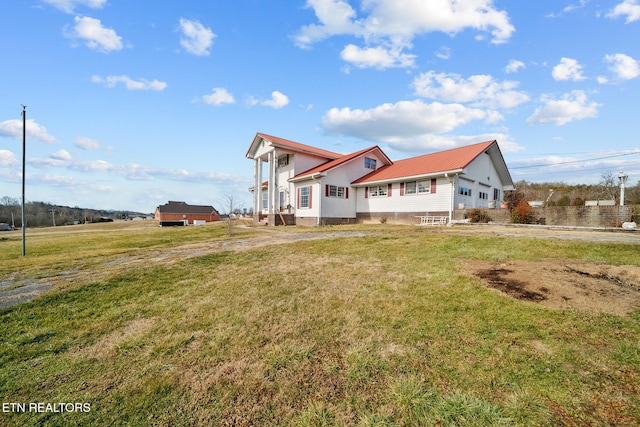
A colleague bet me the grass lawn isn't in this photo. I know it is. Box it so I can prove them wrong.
[1,221,639,426]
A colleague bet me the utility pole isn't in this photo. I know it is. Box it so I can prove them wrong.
[21,105,26,257]
[618,171,628,206]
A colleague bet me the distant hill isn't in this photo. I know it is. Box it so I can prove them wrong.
[0,197,151,228]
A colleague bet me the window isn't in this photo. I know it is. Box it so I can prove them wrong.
[479,191,488,200]
[367,185,387,197]
[300,186,310,208]
[459,187,472,197]
[404,179,435,195]
[417,181,430,194]
[365,157,377,170]
[326,185,347,198]
[262,192,268,210]
[277,155,289,168]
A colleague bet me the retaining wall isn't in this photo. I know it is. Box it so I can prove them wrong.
[457,205,638,228]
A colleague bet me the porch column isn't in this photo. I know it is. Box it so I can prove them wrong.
[447,174,455,226]
[253,158,262,216]
[266,150,278,224]
[271,149,279,214]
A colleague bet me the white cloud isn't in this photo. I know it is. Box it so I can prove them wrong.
[75,136,110,150]
[526,90,601,126]
[294,0,514,69]
[179,18,216,56]
[294,0,362,48]
[381,132,523,153]
[65,16,123,53]
[0,150,18,167]
[564,0,588,13]
[202,88,235,105]
[340,44,416,69]
[435,46,451,60]
[322,99,490,143]
[604,53,640,80]
[31,157,115,172]
[297,0,514,46]
[607,0,640,23]
[91,75,167,91]
[42,0,107,14]
[51,149,72,161]
[0,118,56,143]
[412,71,529,109]
[261,91,289,109]
[505,59,525,73]
[552,57,586,81]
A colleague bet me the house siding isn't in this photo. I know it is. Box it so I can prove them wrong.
[454,154,505,209]
[357,179,452,215]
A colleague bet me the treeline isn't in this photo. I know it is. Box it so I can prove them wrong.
[513,175,640,206]
[0,196,146,228]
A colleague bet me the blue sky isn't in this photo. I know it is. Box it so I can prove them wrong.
[1,0,639,213]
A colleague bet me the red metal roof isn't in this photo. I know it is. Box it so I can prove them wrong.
[247,133,342,160]
[352,140,497,184]
[291,146,390,180]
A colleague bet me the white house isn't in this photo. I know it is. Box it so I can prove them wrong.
[246,133,514,226]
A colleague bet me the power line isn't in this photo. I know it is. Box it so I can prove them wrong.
[510,151,640,170]
[512,166,632,177]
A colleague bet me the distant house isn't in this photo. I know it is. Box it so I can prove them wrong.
[154,201,220,226]
[246,133,514,225]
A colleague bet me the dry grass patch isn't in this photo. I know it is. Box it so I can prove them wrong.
[1,224,640,426]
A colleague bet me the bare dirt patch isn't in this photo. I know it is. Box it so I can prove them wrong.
[463,259,640,316]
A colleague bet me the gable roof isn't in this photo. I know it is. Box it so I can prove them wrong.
[246,133,342,160]
[156,201,218,215]
[352,140,512,186]
[290,146,392,181]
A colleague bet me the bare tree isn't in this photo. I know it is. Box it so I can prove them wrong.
[1,196,19,206]
[221,193,243,236]
[596,172,618,202]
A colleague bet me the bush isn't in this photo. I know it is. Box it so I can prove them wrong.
[511,201,534,224]
[504,190,524,212]
[632,206,640,224]
[467,209,492,223]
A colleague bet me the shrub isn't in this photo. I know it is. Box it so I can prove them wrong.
[632,206,640,224]
[504,190,524,212]
[467,209,492,223]
[511,201,534,224]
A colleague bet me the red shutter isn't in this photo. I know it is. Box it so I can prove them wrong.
[400,182,404,196]
[325,184,329,197]
[297,188,301,209]
[309,186,312,209]
[431,178,436,193]
[388,183,392,196]
[346,187,349,199]
[365,187,369,198]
